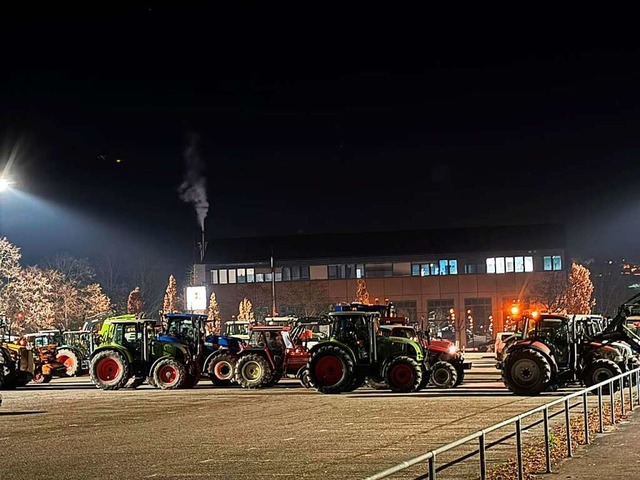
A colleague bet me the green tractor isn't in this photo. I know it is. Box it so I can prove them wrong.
[89,314,195,390]
[307,309,429,394]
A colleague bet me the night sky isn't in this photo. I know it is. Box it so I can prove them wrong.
[2,5,640,267]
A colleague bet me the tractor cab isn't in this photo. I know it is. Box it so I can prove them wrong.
[224,320,251,341]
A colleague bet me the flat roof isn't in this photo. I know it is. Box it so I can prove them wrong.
[201,224,566,265]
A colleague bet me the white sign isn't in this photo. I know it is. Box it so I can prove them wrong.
[186,286,207,311]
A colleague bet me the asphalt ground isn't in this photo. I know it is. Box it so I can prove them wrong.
[0,356,590,480]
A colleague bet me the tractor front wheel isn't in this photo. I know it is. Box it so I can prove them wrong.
[153,358,187,390]
[208,352,238,386]
[56,348,80,377]
[90,350,131,390]
[385,356,423,393]
[32,369,52,384]
[453,366,465,387]
[308,345,355,394]
[235,354,272,388]
[502,348,552,395]
[582,358,622,395]
[429,361,458,388]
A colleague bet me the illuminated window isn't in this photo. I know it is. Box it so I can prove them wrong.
[495,257,505,274]
[219,270,228,284]
[356,264,364,278]
[552,255,562,271]
[411,264,420,276]
[449,260,458,275]
[275,270,282,282]
[430,263,439,275]
[515,257,524,272]
[439,260,448,275]
[543,256,552,271]
[524,256,533,272]
[256,273,264,282]
[228,270,237,284]
[486,258,496,274]
[265,273,273,282]
[247,268,255,283]
[237,268,246,284]
[505,257,514,273]
[210,270,218,284]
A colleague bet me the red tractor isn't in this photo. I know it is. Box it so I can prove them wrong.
[233,324,313,388]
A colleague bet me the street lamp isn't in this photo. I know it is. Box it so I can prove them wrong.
[0,177,11,192]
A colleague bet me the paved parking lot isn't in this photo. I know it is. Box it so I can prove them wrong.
[0,358,576,479]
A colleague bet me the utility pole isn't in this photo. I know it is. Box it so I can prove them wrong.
[271,246,277,316]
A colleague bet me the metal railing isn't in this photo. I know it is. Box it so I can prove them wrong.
[365,367,640,480]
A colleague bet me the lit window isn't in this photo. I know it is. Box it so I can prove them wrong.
[412,264,420,276]
[275,271,282,282]
[430,263,439,275]
[247,268,255,283]
[237,268,246,284]
[486,258,496,274]
[543,256,552,271]
[439,259,448,275]
[356,264,364,278]
[219,270,228,284]
[515,257,524,273]
[496,257,505,274]
[228,270,237,284]
[210,270,218,284]
[421,264,430,276]
[524,256,533,272]
[265,273,273,282]
[449,260,458,275]
[505,257,514,273]
[256,273,264,283]
[552,255,562,271]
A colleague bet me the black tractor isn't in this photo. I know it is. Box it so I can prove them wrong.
[306,308,428,394]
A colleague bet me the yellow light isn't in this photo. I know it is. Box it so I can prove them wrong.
[531,311,539,318]
[511,306,520,316]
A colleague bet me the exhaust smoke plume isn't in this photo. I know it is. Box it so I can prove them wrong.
[178,135,209,232]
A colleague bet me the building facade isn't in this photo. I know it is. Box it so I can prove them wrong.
[192,224,567,340]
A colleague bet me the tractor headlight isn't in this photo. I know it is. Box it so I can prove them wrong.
[448,345,458,355]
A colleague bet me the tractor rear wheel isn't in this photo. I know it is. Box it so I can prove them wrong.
[153,358,187,390]
[90,350,131,390]
[56,348,80,377]
[308,345,355,394]
[385,356,423,393]
[209,352,237,386]
[503,348,552,395]
[430,361,458,388]
[417,365,430,391]
[582,358,622,394]
[235,354,272,388]
[344,374,367,392]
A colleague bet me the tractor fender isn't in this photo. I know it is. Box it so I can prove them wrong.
[307,340,357,361]
[584,345,623,364]
[57,345,83,358]
[381,351,425,374]
[90,345,133,364]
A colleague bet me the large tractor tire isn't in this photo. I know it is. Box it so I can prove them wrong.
[502,348,552,395]
[343,374,367,392]
[234,354,272,389]
[90,350,131,390]
[430,361,458,388]
[385,356,423,393]
[208,352,238,386]
[182,369,201,389]
[453,365,465,387]
[153,358,187,390]
[582,358,623,395]
[308,344,355,394]
[417,365,430,391]
[56,348,81,377]
[298,367,312,388]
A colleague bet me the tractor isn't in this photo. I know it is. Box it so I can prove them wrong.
[233,324,315,388]
[501,313,628,395]
[378,323,471,387]
[89,314,195,390]
[306,308,428,394]
[0,341,35,389]
[223,320,251,341]
[160,312,248,386]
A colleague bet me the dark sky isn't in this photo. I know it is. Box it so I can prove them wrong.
[2,5,640,266]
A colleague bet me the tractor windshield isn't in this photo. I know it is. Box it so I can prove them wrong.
[225,323,249,336]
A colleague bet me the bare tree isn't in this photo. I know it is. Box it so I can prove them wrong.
[529,272,568,313]
[44,253,95,287]
[277,281,333,317]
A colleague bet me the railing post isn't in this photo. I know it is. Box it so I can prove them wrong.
[428,454,436,480]
[583,391,590,445]
[479,431,486,480]
[621,377,626,416]
[543,407,552,473]
[610,383,616,425]
[516,418,523,480]
[564,399,572,457]
[628,373,634,411]
[598,386,604,433]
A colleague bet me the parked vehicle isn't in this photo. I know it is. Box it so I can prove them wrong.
[306,308,428,394]
[0,342,35,389]
[223,320,251,341]
[89,315,195,390]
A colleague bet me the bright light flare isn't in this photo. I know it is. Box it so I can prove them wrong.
[0,177,13,192]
